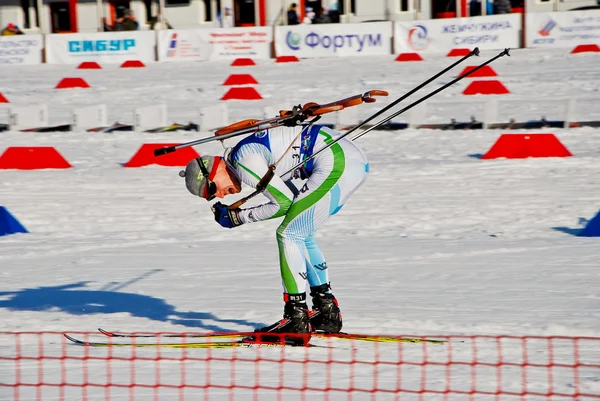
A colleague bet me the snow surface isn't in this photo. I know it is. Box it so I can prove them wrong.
[1,47,600,400]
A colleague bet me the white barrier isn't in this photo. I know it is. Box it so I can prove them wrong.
[157,27,272,62]
[45,31,156,64]
[275,22,392,58]
[199,103,228,130]
[0,35,43,66]
[526,10,600,48]
[9,104,48,131]
[134,104,167,131]
[72,104,107,131]
[395,14,521,54]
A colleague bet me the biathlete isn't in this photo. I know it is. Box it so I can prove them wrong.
[178,124,369,343]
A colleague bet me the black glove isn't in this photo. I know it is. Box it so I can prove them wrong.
[212,202,242,229]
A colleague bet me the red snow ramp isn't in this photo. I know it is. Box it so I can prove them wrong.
[276,55,300,63]
[0,147,72,169]
[458,65,498,78]
[0,93,8,103]
[463,80,509,95]
[77,61,102,69]
[121,60,145,68]
[222,74,259,86]
[481,134,572,160]
[221,87,263,100]
[447,48,471,57]
[124,143,200,168]
[231,58,256,66]
[571,44,600,54]
[395,53,423,62]
[55,77,90,89]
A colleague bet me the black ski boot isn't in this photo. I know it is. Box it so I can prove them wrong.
[310,284,343,333]
[253,293,311,346]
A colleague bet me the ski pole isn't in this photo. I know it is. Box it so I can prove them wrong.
[351,48,510,141]
[280,48,506,178]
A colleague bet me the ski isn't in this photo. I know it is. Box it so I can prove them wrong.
[64,334,310,348]
[97,328,447,345]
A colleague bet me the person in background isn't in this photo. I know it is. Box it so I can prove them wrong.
[102,17,112,32]
[1,23,24,36]
[287,3,300,25]
[494,0,511,14]
[327,3,341,23]
[303,7,315,24]
[113,9,139,31]
[149,13,173,30]
[313,7,332,24]
[219,7,234,28]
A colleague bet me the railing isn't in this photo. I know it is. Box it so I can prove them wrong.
[1,332,599,401]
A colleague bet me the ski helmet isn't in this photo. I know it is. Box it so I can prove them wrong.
[179,156,221,200]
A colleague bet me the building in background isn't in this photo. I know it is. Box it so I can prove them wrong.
[0,0,598,34]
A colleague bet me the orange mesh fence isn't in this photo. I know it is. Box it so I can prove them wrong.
[1,332,599,401]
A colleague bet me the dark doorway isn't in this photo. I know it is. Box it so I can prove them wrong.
[49,1,74,33]
[234,0,255,26]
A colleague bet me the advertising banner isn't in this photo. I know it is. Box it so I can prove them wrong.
[275,22,392,58]
[395,14,521,54]
[0,35,43,66]
[157,27,272,62]
[526,10,600,48]
[45,31,156,64]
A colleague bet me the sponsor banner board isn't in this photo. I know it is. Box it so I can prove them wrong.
[275,22,392,58]
[395,14,521,54]
[157,27,272,62]
[0,35,43,66]
[526,10,600,48]
[45,31,156,64]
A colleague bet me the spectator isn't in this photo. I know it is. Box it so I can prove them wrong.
[287,3,299,25]
[303,7,315,24]
[469,0,482,16]
[219,7,234,27]
[327,3,341,23]
[149,13,172,30]
[313,7,332,24]
[494,0,511,14]
[102,17,112,32]
[1,23,24,36]
[113,9,139,31]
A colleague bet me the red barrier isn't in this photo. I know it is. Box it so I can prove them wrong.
[120,60,145,68]
[571,44,600,54]
[231,58,256,66]
[0,92,8,103]
[458,65,498,78]
[463,80,509,95]
[276,55,300,63]
[124,143,200,168]
[55,78,90,89]
[1,332,598,401]
[447,48,471,57]
[221,87,263,100]
[77,61,102,69]
[0,147,72,169]
[482,133,572,159]
[395,52,423,61]
[222,74,259,86]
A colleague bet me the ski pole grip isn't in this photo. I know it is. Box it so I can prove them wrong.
[154,146,176,157]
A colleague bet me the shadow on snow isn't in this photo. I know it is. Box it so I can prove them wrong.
[0,280,264,332]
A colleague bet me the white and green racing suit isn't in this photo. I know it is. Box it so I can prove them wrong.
[225,124,369,294]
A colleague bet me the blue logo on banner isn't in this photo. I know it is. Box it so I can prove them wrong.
[285,30,382,53]
[68,39,136,53]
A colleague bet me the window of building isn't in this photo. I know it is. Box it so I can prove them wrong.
[166,0,191,5]
[337,0,357,14]
[399,0,410,11]
[49,2,71,33]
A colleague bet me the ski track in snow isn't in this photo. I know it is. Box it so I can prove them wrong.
[0,47,599,400]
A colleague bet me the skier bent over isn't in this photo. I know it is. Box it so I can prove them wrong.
[179,124,369,344]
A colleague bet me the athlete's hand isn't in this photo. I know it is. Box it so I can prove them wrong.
[212,202,242,229]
